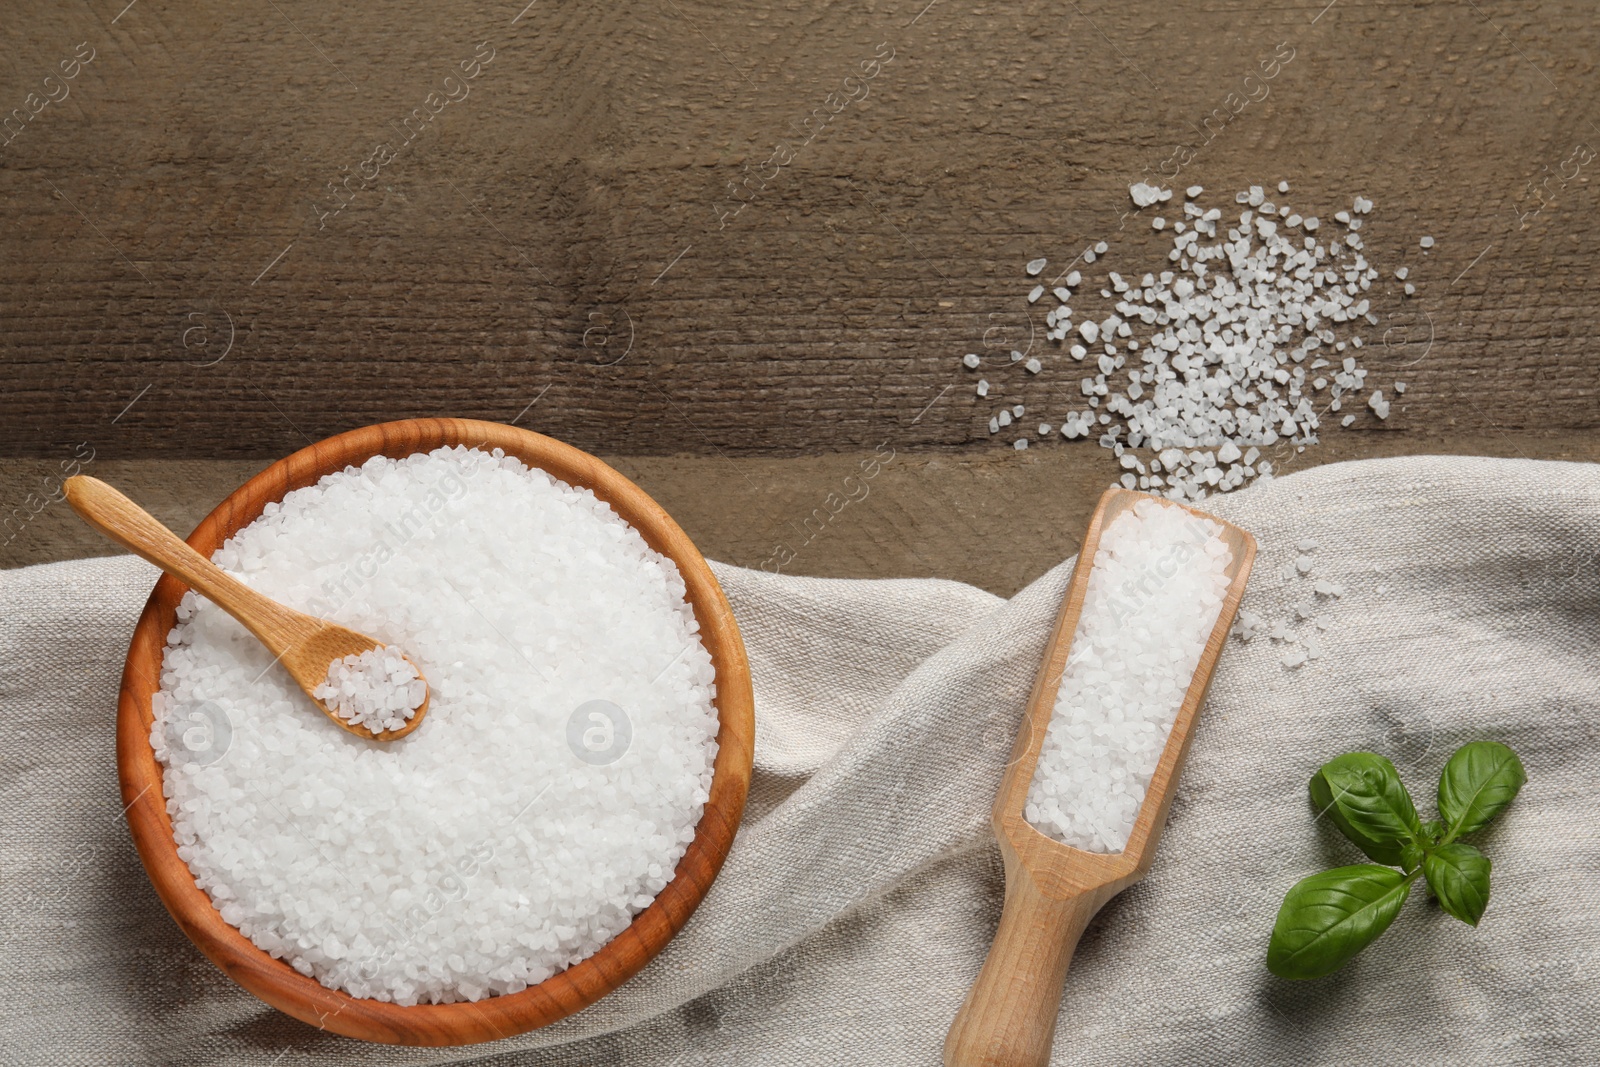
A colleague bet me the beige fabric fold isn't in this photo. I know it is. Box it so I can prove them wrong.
[2,455,1596,1066]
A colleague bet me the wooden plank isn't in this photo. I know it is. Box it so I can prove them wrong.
[8,429,1597,593]
[1,1,1597,459]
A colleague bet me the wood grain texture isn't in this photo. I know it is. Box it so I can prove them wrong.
[65,473,430,741]
[8,428,1599,589]
[0,1,1596,459]
[116,418,756,1045]
[945,487,1256,1067]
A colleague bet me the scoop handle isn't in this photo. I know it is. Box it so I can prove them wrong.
[62,475,298,642]
[944,868,1100,1067]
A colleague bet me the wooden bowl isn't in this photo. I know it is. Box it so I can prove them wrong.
[116,418,756,1045]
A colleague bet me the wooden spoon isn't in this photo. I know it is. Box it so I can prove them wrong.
[944,487,1256,1067]
[64,475,429,741]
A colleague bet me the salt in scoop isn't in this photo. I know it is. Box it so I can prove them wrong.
[944,487,1255,1067]
[65,475,429,741]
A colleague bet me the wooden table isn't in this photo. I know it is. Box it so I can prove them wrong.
[4,0,1597,592]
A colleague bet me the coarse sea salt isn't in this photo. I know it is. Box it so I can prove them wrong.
[974,185,1423,501]
[314,646,425,734]
[152,446,719,1006]
[1024,498,1231,852]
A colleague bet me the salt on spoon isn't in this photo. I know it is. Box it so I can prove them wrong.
[944,486,1255,1067]
[64,476,428,740]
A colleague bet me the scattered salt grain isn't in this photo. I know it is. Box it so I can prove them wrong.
[1024,498,1232,852]
[1420,236,1434,248]
[1130,182,1171,207]
[962,353,981,369]
[1027,257,1047,275]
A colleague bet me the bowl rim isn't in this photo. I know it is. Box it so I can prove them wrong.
[116,418,755,1046]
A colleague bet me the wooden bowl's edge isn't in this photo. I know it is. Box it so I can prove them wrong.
[116,418,755,1046]
[994,488,1257,897]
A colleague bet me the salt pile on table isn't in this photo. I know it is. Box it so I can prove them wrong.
[966,184,1419,501]
[314,646,424,734]
[1024,497,1231,852]
[152,446,719,1005]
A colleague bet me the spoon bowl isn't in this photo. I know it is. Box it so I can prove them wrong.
[64,475,429,741]
[945,487,1256,1067]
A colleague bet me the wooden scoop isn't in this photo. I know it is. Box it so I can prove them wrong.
[944,487,1255,1067]
[64,475,429,741]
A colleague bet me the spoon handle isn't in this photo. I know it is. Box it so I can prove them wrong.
[944,866,1100,1067]
[63,475,302,645]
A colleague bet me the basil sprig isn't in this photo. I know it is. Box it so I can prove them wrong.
[1267,741,1525,979]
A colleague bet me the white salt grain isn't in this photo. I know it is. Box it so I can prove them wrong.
[153,447,720,1006]
[1024,498,1232,852]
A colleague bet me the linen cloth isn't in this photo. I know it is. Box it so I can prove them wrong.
[2,455,1597,1066]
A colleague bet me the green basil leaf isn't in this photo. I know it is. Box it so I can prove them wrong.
[1309,752,1426,866]
[1421,819,1445,845]
[1267,864,1414,980]
[1423,843,1492,926]
[1438,741,1526,837]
